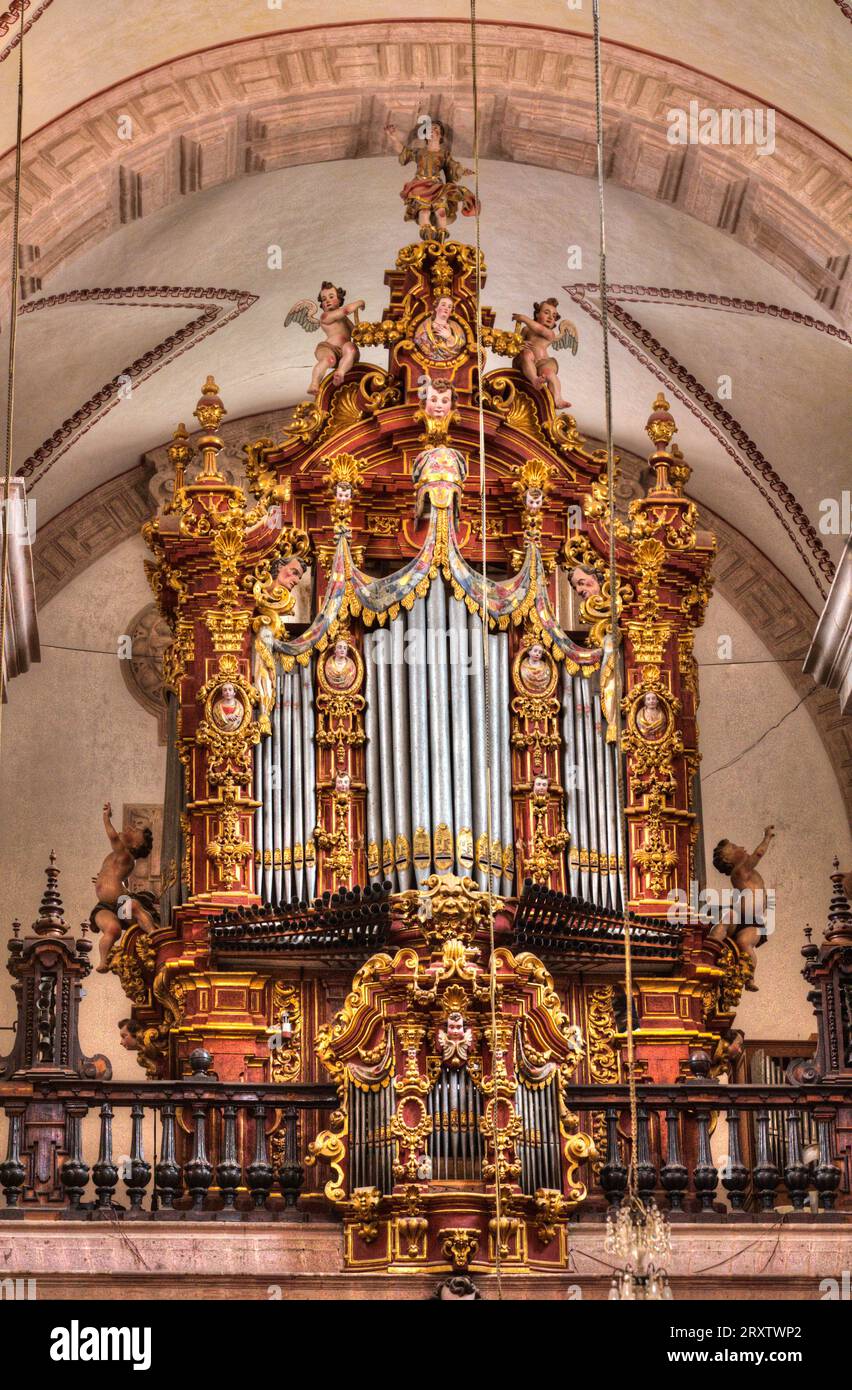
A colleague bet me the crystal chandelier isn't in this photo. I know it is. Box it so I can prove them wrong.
[606,1196,673,1300]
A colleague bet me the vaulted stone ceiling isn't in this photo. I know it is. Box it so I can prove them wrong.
[0,1,849,619]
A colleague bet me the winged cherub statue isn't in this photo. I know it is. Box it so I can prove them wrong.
[284,281,366,397]
[437,1011,475,1067]
[512,297,578,410]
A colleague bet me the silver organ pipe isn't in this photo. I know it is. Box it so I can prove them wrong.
[253,667,317,906]
[407,596,432,886]
[428,582,454,872]
[390,616,413,889]
[467,610,488,891]
[427,1065,482,1181]
[363,591,514,890]
[375,626,396,881]
[562,668,624,912]
[448,596,474,878]
[364,631,383,881]
[348,1081,396,1196]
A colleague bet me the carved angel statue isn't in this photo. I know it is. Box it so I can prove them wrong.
[512,297,578,410]
[284,281,366,397]
[437,1011,475,1067]
[384,115,479,240]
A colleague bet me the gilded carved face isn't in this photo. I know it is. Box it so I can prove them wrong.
[276,557,305,590]
[335,774,351,794]
[533,775,549,797]
[335,482,352,502]
[525,487,543,512]
[425,382,454,419]
[570,567,601,599]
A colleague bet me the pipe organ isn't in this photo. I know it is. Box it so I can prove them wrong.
[133,233,731,1277]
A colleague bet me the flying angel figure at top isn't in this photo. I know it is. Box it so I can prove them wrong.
[284,281,366,397]
[384,115,479,240]
[512,297,579,411]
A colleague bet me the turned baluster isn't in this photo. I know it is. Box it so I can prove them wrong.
[184,1100,213,1213]
[721,1106,749,1210]
[814,1114,841,1211]
[246,1102,274,1210]
[154,1103,182,1213]
[125,1102,152,1216]
[599,1108,627,1208]
[216,1102,242,1215]
[783,1107,809,1211]
[752,1107,780,1212]
[61,1102,90,1213]
[0,1102,27,1213]
[635,1105,657,1205]
[692,1109,718,1213]
[91,1101,119,1213]
[277,1105,305,1210]
[660,1106,688,1211]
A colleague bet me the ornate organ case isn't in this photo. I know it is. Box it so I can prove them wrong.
[122,237,745,1270]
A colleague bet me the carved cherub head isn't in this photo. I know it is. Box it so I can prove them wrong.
[533,775,550,798]
[318,281,345,311]
[418,375,457,420]
[533,297,560,328]
[712,839,743,875]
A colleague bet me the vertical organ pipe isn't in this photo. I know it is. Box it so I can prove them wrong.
[468,609,488,890]
[428,583,454,871]
[407,596,431,886]
[449,596,473,877]
[364,633,383,885]
[390,615,413,889]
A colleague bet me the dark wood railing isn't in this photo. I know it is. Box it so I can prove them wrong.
[1,1077,849,1219]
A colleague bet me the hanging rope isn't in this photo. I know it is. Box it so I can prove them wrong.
[0,0,25,752]
[468,0,504,1299]
[591,0,640,1197]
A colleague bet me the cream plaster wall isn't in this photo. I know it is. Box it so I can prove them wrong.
[0,534,166,1083]
[695,591,852,1043]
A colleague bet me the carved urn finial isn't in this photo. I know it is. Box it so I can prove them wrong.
[825,859,852,945]
[166,421,194,502]
[646,393,677,448]
[32,851,67,938]
[193,376,227,480]
[644,392,689,493]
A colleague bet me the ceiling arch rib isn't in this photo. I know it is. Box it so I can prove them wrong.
[0,22,848,323]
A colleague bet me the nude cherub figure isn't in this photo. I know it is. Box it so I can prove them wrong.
[285,282,366,396]
[709,825,775,990]
[512,298,578,410]
[90,803,158,972]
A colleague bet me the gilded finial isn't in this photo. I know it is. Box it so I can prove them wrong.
[166,422,194,505]
[193,377,227,480]
[645,392,677,449]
